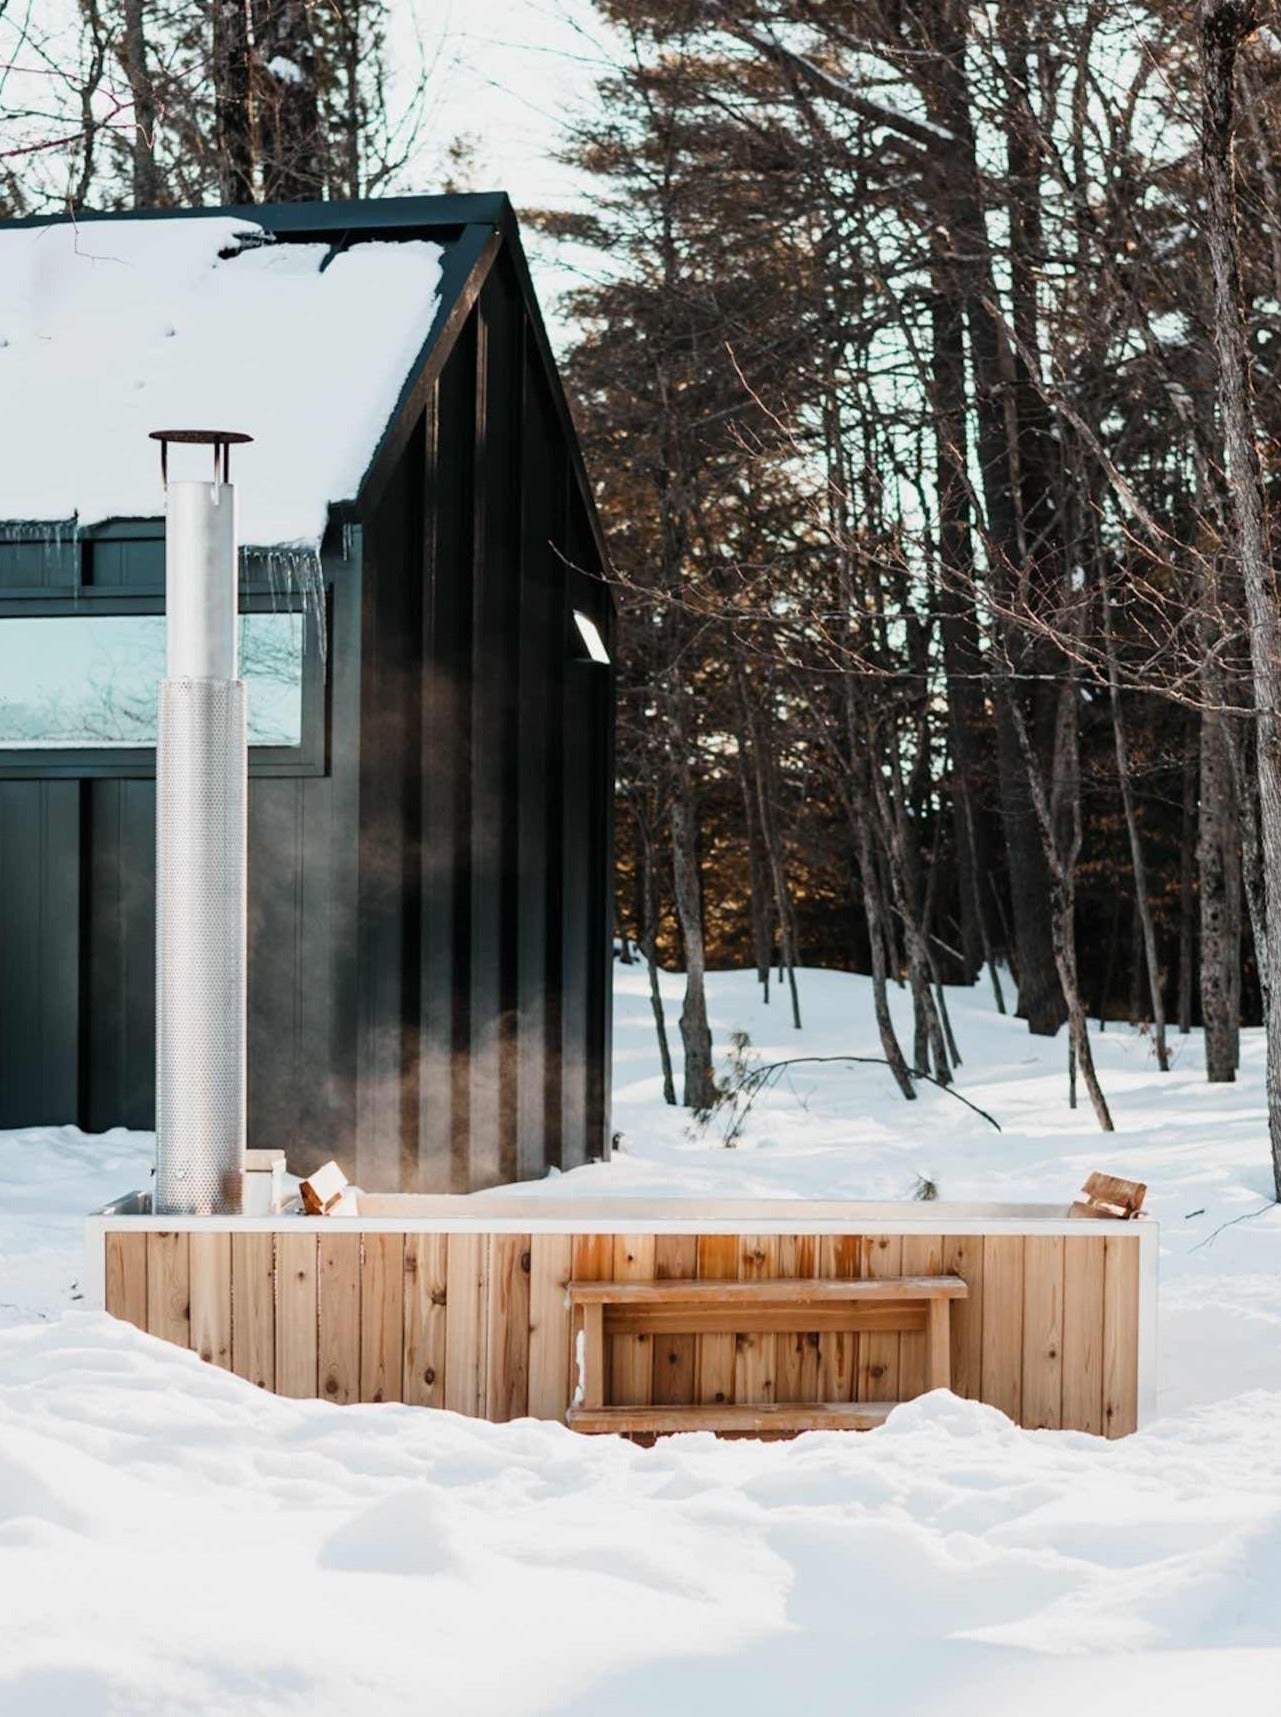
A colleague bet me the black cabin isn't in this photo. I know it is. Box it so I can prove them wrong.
[0,193,614,1191]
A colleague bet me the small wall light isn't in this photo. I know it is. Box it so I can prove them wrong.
[573,610,610,665]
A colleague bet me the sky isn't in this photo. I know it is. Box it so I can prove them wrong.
[391,0,621,346]
[408,0,613,204]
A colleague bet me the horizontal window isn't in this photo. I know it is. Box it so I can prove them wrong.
[0,612,303,749]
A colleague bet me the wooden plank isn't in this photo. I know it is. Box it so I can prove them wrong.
[568,1401,895,1436]
[942,1235,984,1399]
[1061,1235,1105,1435]
[569,1234,615,1279]
[651,1233,699,1406]
[231,1232,275,1391]
[403,1231,449,1409]
[568,1233,613,1410]
[104,1231,148,1331]
[980,1235,1024,1423]
[1021,1236,1065,1430]
[444,1232,487,1417]
[734,1235,778,1405]
[275,1232,319,1399]
[775,1235,820,1404]
[145,1231,190,1349]
[189,1231,232,1370]
[695,1234,739,1406]
[360,1232,405,1404]
[1102,1233,1141,1437]
[527,1233,573,1421]
[898,1234,943,1399]
[926,1299,951,1391]
[609,1235,657,1408]
[484,1233,531,1422]
[818,1235,862,1403]
[603,1303,929,1336]
[568,1276,967,1304]
[581,1302,605,1410]
[859,1234,903,1403]
[317,1231,361,1405]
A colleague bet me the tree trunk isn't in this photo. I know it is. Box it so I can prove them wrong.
[252,0,325,201]
[637,816,676,1108]
[852,819,916,1100]
[336,0,364,198]
[992,703,1066,1031]
[737,662,802,1028]
[861,713,952,1084]
[1224,718,1269,1019]
[1200,708,1241,1080]
[213,0,255,203]
[960,782,1007,1013]
[1201,0,1281,1191]
[921,811,963,1067]
[735,731,773,996]
[930,273,995,985]
[666,679,716,1112]
[119,0,160,206]
[926,9,1065,1036]
[73,0,110,209]
[1005,675,1113,1129]
[1178,724,1197,1034]
[1102,604,1168,1068]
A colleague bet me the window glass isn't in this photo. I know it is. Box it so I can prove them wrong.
[0,612,303,748]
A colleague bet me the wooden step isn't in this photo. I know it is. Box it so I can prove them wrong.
[567,1401,897,1436]
[567,1276,967,1306]
[568,1276,965,1416]
[602,1301,930,1336]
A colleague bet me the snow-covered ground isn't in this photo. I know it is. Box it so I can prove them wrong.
[2,967,1280,1713]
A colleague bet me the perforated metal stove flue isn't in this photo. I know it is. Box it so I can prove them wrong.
[151,430,252,1216]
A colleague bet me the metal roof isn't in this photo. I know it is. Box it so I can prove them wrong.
[0,194,607,566]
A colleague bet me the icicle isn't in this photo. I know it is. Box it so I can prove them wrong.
[0,517,79,581]
[240,542,328,671]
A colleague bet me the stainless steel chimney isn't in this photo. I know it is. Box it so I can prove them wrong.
[152,430,252,1216]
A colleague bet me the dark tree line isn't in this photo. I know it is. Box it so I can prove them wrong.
[561,0,1281,1187]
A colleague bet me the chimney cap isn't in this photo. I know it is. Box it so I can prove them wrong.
[148,429,254,445]
[150,428,253,485]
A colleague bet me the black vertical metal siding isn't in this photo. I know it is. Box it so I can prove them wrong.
[468,268,526,1189]
[82,780,155,1131]
[417,310,476,1190]
[0,782,79,1122]
[364,248,612,1188]
[354,437,420,1186]
[516,344,559,1179]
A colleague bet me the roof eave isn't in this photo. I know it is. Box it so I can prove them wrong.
[0,191,514,239]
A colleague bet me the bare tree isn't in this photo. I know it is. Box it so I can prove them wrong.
[1101,583,1169,1069]
[1201,0,1281,1192]
[213,0,254,201]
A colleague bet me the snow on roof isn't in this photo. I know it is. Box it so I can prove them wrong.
[0,215,442,547]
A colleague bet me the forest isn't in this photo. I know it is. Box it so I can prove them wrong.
[4,0,1281,1172]
[563,0,1281,1176]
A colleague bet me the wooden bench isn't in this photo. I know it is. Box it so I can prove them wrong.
[566,1275,968,1437]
